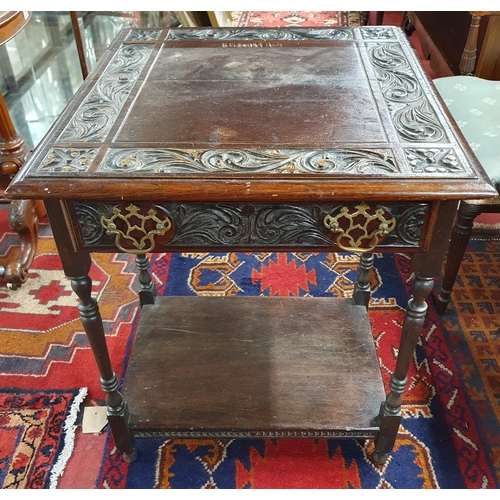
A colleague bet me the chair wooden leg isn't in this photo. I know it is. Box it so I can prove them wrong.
[1,90,36,288]
[1,199,38,288]
[435,202,482,315]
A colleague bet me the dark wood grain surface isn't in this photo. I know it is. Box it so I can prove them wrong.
[4,26,497,462]
[118,44,384,146]
[123,296,385,435]
[5,26,495,203]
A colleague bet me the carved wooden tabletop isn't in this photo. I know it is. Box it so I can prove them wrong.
[5,26,495,203]
[4,26,497,466]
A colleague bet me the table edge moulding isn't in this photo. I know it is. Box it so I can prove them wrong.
[5,26,496,466]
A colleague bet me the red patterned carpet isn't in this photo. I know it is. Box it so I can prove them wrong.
[0,388,86,488]
[1,11,500,489]
[0,209,139,487]
[232,11,365,28]
[1,205,500,488]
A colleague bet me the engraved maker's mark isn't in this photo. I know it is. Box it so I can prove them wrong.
[221,42,284,48]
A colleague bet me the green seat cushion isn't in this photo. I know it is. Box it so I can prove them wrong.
[433,75,500,192]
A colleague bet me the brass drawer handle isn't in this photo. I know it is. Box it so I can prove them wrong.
[101,204,172,254]
[324,203,396,253]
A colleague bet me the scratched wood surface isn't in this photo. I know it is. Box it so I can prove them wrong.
[5,27,495,203]
[123,296,385,435]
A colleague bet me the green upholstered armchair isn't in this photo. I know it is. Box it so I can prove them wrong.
[434,12,500,315]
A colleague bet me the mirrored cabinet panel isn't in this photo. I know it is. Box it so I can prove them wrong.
[0,11,179,150]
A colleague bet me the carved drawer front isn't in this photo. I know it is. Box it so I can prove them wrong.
[71,201,428,253]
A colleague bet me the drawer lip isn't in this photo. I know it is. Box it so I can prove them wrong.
[6,175,497,202]
[68,200,430,253]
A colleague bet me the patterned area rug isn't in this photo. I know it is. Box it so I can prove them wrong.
[1,205,500,488]
[0,388,86,488]
[0,208,139,488]
[0,211,139,401]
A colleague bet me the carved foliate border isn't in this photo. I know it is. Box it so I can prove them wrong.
[72,201,427,250]
[366,41,446,144]
[97,148,399,175]
[56,44,153,143]
[37,148,100,172]
[35,145,471,177]
[36,146,470,177]
[404,148,469,174]
[125,29,162,42]
[166,27,353,41]
[164,26,402,42]
[360,27,397,40]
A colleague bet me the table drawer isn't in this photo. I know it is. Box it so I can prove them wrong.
[69,201,429,254]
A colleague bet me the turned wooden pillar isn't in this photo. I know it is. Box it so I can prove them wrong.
[459,13,485,75]
[353,252,374,308]
[373,200,458,464]
[0,12,32,171]
[0,11,38,288]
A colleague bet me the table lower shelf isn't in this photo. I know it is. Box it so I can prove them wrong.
[122,296,386,439]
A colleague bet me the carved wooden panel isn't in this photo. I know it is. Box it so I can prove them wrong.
[164,27,354,41]
[57,44,153,143]
[6,26,494,204]
[71,201,428,252]
[97,148,400,175]
[133,429,378,439]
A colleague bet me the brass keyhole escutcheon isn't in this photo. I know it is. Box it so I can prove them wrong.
[101,204,172,254]
[324,203,396,253]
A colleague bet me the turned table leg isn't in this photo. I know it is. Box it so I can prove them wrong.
[372,200,458,463]
[71,274,136,462]
[373,274,434,463]
[135,253,155,306]
[353,252,374,308]
[44,199,137,462]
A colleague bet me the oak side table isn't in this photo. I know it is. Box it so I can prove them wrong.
[5,26,496,464]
